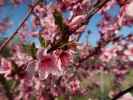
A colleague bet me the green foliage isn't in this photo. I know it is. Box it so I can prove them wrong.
[0,47,12,57]
[53,9,64,30]
[12,36,20,44]
[72,96,88,100]
[39,34,47,48]
[47,10,70,53]
[56,96,64,100]
[121,70,133,92]
[53,10,70,39]
[80,72,114,100]
[56,96,88,100]
[0,75,13,91]
[23,43,37,59]
[0,74,13,99]
[0,37,12,57]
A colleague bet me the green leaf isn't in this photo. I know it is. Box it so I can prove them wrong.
[53,10,70,35]
[39,34,47,48]
[0,75,14,90]
[0,47,12,57]
[53,10,64,30]
[47,10,70,53]
[12,36,20,44]
[0,38,12,57]
[23,43,37,59]
[0,75,13,99]
[121,69,133,90]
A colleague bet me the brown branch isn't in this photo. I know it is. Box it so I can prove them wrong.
[0,0,111,53]
[75,0,111,41]
[0,0,41,53]
[79,35,121,63]
[47,0,110,53]
[112,86,133,100]
[80,0,110,27]
[77,0,130,63]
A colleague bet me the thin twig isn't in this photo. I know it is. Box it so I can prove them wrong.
[79,35,120,63]
[78,0,130,63]
[76,0,111,41]
[0,0,41,53]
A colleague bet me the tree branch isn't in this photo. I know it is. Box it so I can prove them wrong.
[77,0,130,63]
[79,35,121,63]
[112,86,133,100]
[75,0,111,41]
[47,0,110,53]
[77,0,110,29]
[0,0,41,53]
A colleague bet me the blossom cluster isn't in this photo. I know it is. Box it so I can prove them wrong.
[0,0,133,99]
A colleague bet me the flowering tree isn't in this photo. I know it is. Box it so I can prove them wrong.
[0,0,133,100]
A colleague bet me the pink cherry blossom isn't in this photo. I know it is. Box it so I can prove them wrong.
[69,79,80,93]
[0,0,4,6]
[75,25,86,34]
[26,60,37,78]
[126,1,133,18]
[100,48,113,62]
[38,54,57,71]
[78,43,91,59]
[118,93,133,100]
[0,58,12,75]
[124,44,133,61]
[30,31,39,37]
[58,50,72,68]
[0,17,12,33]
[68,14,87,29]
[0,0,133,99]
[40,13,57,42]
[98,0,116,13]
[37,49,61,79]
[34,4,46,18]
[12,51,32,66]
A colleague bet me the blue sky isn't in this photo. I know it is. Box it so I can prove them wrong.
[0,1,133,46]
[79,4,133,46]
[0,1,30,36]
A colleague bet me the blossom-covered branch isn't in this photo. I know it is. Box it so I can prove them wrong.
[0,0,133,99]
[0,0,41,52]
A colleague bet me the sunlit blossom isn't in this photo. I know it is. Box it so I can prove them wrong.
[0,0,132,99]
[124,44,133,61]
[0,58,12,74]
[36,49,62,79]
[58,50,72,68]
[126,1,133,18]
[69,79,80,93]
[118,93,133,100]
